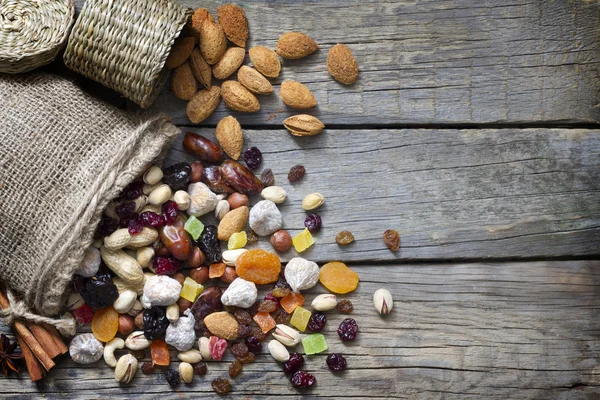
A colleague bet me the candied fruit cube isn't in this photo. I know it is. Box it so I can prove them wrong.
[184,215,204,240]
[253,312,276,334]
[290,306,311,332]
[180,277,204,302]
[209,262,226,279]
[302,333,328,355]
[292,228,314,253]
[228,231,247,250]
[151,340,170,366]
[280,292,304,314]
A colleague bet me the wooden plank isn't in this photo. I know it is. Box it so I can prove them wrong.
[164,127,600,262]
[1,260,599,398]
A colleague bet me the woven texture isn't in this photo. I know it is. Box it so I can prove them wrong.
[63,0,191,108]
[0,72,180,316]
[0,0,74,73]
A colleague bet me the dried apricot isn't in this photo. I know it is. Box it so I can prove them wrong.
[209,262,226,278]
[235,249,281,284]
[280,292,305,314]
[91,306,119,342]
[319,261,359,294]
[253,311,276,334]
[151,340,171,366]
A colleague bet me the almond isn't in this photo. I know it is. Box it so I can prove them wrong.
[186,86,221,123]
[327,43,358,85]
[248,46,281,78]
[165,37,195,69]
[200,20,227,65]
[189,48,212,89]
[203,311,239,340]
[237,66,273,95]
[217,205,249,240]
[279,80,317,109]
[212,47,246,80]
[283,114,324,136]
[217,4,248,48]
[190,8,214,38]
[221,81,260,112]
[276,32,318,59]
[215,116,243,160]
[172,61,197,100]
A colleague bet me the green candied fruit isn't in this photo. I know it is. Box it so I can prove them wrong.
[184,215,204,240]
[302,333,328,355]
[290,306,312,332]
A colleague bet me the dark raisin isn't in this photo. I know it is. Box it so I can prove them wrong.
[228,360,243,377]
[190,286,223,331]
[326,353,347,371]
[127,215,144,234]
[97,215,119,237]
[115,201,136,219]
[71,274,86,293]
[166,368,180,388]
[308,312,327,332]
[383,229,400,251]
[143,306,170,340]
[272,275,292,298]
[260,168,274,187]
[141,361,156,374]
[337,299,353,314]
[272,307,291,325]
[152,256,181,276]
[230,342,249,358]
[283,353,304,374]
[198,225,221,264]
[193,362,208,376]
[245,336,262,354]
[245,229,259,244]
[243,147,262,170]
[337,318,358,341]
[118,212,138,228]
[162,200,179,225]
[304,213,322,233]
[288,165,305,183]
[257,299,278,313]
[336,230,354,245]
[237,324,252,338]
[212,378,232,394]
[236,351,256,364]
[80,273,119,309]
[163,162,191,191]
[264,292,280,308]
[250,327,267,341]
[233,309,253,325]
[290,371,316,388]
[141,211,165,227]
[123,181,144,200]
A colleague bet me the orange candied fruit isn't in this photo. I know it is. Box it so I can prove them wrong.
[235,249,281,284]
[280,292,305,314]
[91,306,119,342]
[209,262,227,279]
[150,340,170,366]
[319,261,359,294]
[253,311,276,334]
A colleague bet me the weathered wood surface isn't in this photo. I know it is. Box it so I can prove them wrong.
[164,127,600,262]
[1,261,599,399]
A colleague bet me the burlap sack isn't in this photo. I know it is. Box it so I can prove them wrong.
[0,72,180,317]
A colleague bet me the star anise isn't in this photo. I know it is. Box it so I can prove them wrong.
[0,334,22,376]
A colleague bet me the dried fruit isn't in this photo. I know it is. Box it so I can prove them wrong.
[260,168,275,187]
[234,309,253,325]
[290,306,311,332]
[221,160,263,195]
[248,46,281,78]
[186,86,221,124]
[291,370,316,388]
[200,20,227,64]
[327,43,359,85]
[123,181,145,200]
[253,311,276,334]
[141,361,155,374]
[172,61,198,101]
[287,165,305,183]
[383,229,400,251]
[91,306,119,342]
[230,342,249,358]
[142,275,182,307]
[190,161,205,183]
[284,257,319,292]
[276,32,318,59]
[336,231,354,245]
[302,333,328,355]
[163,163,191,191]
[212,377,232,394]
[270,230,292,252]
[283,353,304,374]
[217,4,248,47]
[245,229,259,244]
[235,249,281,284]
[141,211,165,228]
[257,299,278,313]
[222,80,260,112]
[209,336,228,361]
[152,256,181,276]
[166,368,181,388]
[308,312,327,332]
[193,362,208,376]
[190,286,223,331]
[203,166,234,194]
[326,353,347,371]
[184,215,205,241]
[304,213,322,233]
[236,351,256,364]
[337,318,358,341]
[319,261,359,294]
[73,304,94,325]
[198,224,222,264]
[166,36,195,69]
[217,205,249,241]
[336,299,353,314]
[213,47,245,80]
[215,115,243,160]
[245,336,262,354]
[159,215,192,261]
[229,359,243,377]
[272,275,292,298]
[162,200,179,225]
[279,80,317,109]
[238,66,274,95]
[69,333,104,364]
[180,277,204,302]
[291,228,314,253]
[283,114,325,137]
[189,48,212,89]
[272,307,291,325]
[79,273,119,309]
[280,292,305,314]
[209,262,227,279]
[143,306,170,340]
[243,146,262,170]
[228,231,247,250]
[150,340,170,366]
[221,277,257,308]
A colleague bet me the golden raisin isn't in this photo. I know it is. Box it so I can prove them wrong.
[336,230,354,245]
[235,249,281,284]
[319,261,359,294]
[383,229,400,251]
[91,306,119,342]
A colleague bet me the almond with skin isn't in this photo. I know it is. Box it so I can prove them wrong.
[215,116,243,160]
[166,37,195,69]
[200,20,227,65]
[217,206,249,241]
[237,66,273,95]
[212,47,246,80]
[279,80,317,109]
[217,4,248,48]
[190,8,214,38]
[327,43,359,85]
[221,81,260,112]
[187,86,221,123]
[172,61,197,100]
[276,32,318,59]
[189,48,212,89]
[283,114,324,136]
[248,46,281,78]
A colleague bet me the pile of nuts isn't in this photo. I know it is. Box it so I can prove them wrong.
[64,4,397,395]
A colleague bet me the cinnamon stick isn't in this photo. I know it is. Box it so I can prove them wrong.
[27,323,62,359]
[15,334,45,381]
[43,324,68,355]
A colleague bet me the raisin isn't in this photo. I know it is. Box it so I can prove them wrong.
[230,342,249,358]
[336,230,354,245]
[116,201,136,220]
[243,147,262,170]
[308,312,327,332]
[141,211,166,227]
[260,168,274,187]
[272,275,292,299]
[245,336,262,354]
[152,256,181,276]
[122,181,144,200]
[272,307,291,325]
[143,307,170,340]
[166,368,180,388]
[288,165,305,183]
[119,212,138,229]
[383,229,400,251]
[336,299,354,314]
[249,327,267,341]
[291,371,316,388]
[80,273,119,309]
[97,215,119,237]
[234,309,253,325]
[245,229,259,244]
[337,318,358,341]
[163,162,191,191]
[198,225,222,264]
[193,362,208,376]
[283,353,304,374]
[304,214,322,233]
[237,324,252,338]
[212,378,232,394]
[326,353,347,371]
[257,299,278,313]
[191,286,223,331]
[161,200,179,225]
[141,361,156,374]
[236,351,256,364]
[229,360,243,377]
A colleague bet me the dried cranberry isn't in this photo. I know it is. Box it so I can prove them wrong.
[326,353,347,371]
[128,215,144,234]
[288,165,305,183]
[243,147,262,170]
[283,353,304,374]
[209,336,228,361]
[72,304,94,324]
[166,368,180,388]
[337,318,358,341]
[304,214,322,233]
[115,201,136,219]
[291,371,316,388]
[245,336,262,354]
[162,200,179,225]
[123,181,144,200]
[308,312,327,332]
[141,211,165,227]
[152,256,180,275]
[163,162,191,191]
[143,306,169,340]
[234,309,253,325]
[97,215,119,237]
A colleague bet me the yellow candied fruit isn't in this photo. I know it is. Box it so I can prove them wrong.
[292,228,314,253]
[228,231,247,250]
[180,277,204,302]
[290,306,312,332]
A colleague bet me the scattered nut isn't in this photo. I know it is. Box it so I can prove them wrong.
[222,249,248,266]
[270,230,292,252]
[167,303,180,323]
[66,292,85,310]
[261,186,286,204]
[143,166,163,185]
[204,311,239,340]
[173,190,191,211]
[127,300,143,317]
[311,294,338,311]
[113,290,137,314]
[125,331,151,350]
[136,247,155,268]
[227,192,249,209]
[74,247,101,277]
[198,337,212,361]
[268,339,290,362]
[215,199,230,220]
[301,193,324,210]
[115,354,138,384]
[272,324,301,347]
[118,314,135,336]
[178,349,203,364]
[373,288,393,315]
[148,184,172,205]
[180,362,194,384]
[103,338,125,368]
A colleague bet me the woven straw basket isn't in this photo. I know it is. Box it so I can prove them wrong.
[0,0,74,74]
[63,0,191,108]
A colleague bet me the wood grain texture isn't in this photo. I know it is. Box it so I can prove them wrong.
[1,261,599,399]
[164,127,600,262]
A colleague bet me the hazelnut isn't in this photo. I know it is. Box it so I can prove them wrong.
[118,314,135,336]
[189,266,209,284]
[190,161,204,183]
[270,230,292,252]
[173,272,186,286]
[227,192,249,209]
[188,246,205,268]
[178,297,192,313]
[220,266,238,284]
[134,312,144,329]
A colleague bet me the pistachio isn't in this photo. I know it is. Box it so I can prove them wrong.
[260,186,287,204]
[66,292,85,310]
[272,324,301,347]
[114,354,138,384]
[268,339,290,362]
[373,288,393,315]
[125,331,151,350]
[173,190,191,211]
[301,192,324,210]
[311,294,338,311]
[179,362,194,384]
[198,337,212,360]
[215,199,230,220]
[178,349,203,364]
[166,303,180,323]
